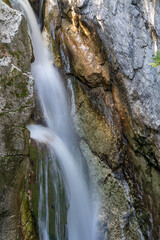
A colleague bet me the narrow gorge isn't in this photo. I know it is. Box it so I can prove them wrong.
[0,0,160,240]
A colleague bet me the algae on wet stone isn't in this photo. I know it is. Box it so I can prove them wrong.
[2,0,11,7]
[29,141,68,240]
[20,190,37,240]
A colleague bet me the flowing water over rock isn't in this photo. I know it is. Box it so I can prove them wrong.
[14,0,97,239]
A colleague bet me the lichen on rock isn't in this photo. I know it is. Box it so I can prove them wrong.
[20,183,37,240]
[69,77,144,239]
[43,0,160,238]
[0,2,35,239]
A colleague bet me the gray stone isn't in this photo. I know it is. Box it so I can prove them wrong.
[41,0,160,238]
[0,2,34,239]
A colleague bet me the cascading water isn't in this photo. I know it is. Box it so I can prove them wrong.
[13,0,97,239]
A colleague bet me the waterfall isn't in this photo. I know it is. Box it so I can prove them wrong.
[14,0,97,239]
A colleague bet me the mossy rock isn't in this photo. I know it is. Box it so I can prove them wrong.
[2,0,11,7]
[20,191,38,240]
[29,141,68,240]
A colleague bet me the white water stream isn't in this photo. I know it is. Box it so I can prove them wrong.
[14,0,97,239]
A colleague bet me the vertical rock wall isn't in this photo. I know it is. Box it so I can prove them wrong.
[0,2,35,239]
[1,0,160,239]
[42,0,160,239]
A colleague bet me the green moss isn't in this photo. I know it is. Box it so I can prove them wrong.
[7,48,27,73]
[29,141,40,164]
[2,0,11,7]
[30,183,39,222]
[7,80,13,86]
[18,83,28,97]
[47,161,68,240]
[28,141,68,240]
[28,142,41,231]
[20,190,38,240]
[19,106,28,112]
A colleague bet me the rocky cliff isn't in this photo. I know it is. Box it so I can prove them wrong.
[42,0,160,239]
[1,0,160,239]
[0,2,35,239]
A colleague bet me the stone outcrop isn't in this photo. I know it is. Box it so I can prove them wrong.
[43,0,160,239]
[0,2,35,239]
[59,20,110,88]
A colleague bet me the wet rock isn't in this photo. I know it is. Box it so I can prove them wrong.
[69,77,144,240]
[43,0,160,238]
[44,0,110,89]
[57,0,160,238]
[80,140,144,240]
[59,20,110,88]
[42,0,62,66]
[132,0,137,6]
[0,2,34,239]
[71,79,121,169]
[64,76,143,239]
[29,0,40,15]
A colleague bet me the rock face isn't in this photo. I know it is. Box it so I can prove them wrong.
[1,0,160,239]
[70,79,144,240]
[0,2,35,239]
[43,0,160,239]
